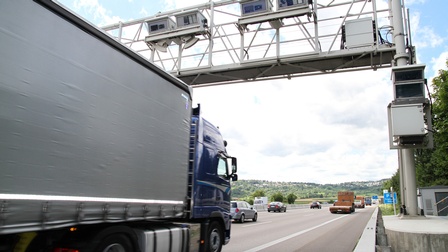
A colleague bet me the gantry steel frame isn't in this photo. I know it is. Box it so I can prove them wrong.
[102,0,410,86]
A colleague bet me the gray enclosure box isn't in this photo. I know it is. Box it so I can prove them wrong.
[344,17,375,49]
[390,104,426,136]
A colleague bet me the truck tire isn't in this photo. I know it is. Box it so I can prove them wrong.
[207,221,223,252]
[94,234,133,252]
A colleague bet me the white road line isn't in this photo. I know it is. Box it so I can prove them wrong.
[242,221,273,228]
[243,215,349,252]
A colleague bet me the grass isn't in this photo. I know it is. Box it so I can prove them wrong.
[379,204,400,215]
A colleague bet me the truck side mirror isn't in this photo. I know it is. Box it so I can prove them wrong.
[229,157,237,181]
[231,157,237,174]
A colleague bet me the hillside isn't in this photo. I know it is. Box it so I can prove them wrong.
[231,179,386,200]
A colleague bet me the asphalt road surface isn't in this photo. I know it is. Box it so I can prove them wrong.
[223,205,376,252]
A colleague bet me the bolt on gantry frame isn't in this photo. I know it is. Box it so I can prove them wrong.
[102,0,412,86]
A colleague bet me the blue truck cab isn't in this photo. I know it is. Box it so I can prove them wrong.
[189,106,238,249]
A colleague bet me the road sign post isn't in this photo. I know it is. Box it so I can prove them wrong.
[384,192,397,215]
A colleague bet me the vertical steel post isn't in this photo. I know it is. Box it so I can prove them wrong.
[209,1,214,67]
[391,0,418,216]
[398,149,406,214]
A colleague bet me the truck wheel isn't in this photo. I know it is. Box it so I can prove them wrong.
[95,234,133,252]
[207,221,223,252]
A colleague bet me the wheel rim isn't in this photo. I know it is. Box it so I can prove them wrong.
[209,228,221,252]
[102,243,126,252]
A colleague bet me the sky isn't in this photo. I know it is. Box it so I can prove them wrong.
[57,0,448,184]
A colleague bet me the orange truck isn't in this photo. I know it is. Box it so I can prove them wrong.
[355,195,365,208]
[330,191,355,214]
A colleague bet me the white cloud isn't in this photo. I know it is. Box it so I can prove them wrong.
[60,0,438,184]
[431,52,448,74]
[404,0,427,5]
[193,69,398,184]
[162,0,209,11]
[427,51,448,91]
[140,8,148,16]
[410,12,444,49]
[71,0,121,25]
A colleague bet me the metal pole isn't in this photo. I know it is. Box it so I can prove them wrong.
[403,149,418,215]
[391,0,418,216]
[314,0,319,52]
[398,149,406,215]
[209,1,214,67]
[391,187,397,215]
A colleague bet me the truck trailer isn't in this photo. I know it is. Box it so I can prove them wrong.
[0,1,237,251]
[329,192,355,214]
[354,196,365,208]
[365,196,372,206]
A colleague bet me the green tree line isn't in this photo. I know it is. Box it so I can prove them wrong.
[232,180,383,204]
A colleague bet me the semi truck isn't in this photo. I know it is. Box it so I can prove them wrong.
[329,192,355,214]
[0,1,237,251]
[253,197,268,206]
[365,196,372,206]
[354,196,365,208]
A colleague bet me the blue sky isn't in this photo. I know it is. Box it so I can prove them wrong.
[57,0,447,184]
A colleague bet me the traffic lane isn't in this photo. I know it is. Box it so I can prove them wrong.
[224,206,376,252]
[225,207,342,251]
[278,207,376,252]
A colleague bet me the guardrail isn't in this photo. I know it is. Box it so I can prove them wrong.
[353,207,378,252]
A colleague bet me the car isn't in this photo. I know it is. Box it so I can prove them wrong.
[230,201,258,223]
[310,201,321,209]
[267,202,287,212]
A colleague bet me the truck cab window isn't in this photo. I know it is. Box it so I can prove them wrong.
[217,158,227,177]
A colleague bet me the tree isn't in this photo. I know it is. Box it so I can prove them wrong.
[382,168,401,204]
[415,61,448,186]
[287,193,297,204]
[243,197,254,205]
[251,190,266,198]
[270,192,284,202]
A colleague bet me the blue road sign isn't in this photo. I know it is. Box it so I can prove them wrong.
[384,192,397,204]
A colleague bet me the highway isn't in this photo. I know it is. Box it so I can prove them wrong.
[223,205,376,252]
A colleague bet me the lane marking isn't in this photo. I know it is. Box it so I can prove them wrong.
[243,215,349,252]
[241,221,273,228]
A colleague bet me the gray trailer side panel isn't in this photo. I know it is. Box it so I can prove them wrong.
[0,0,192,234]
